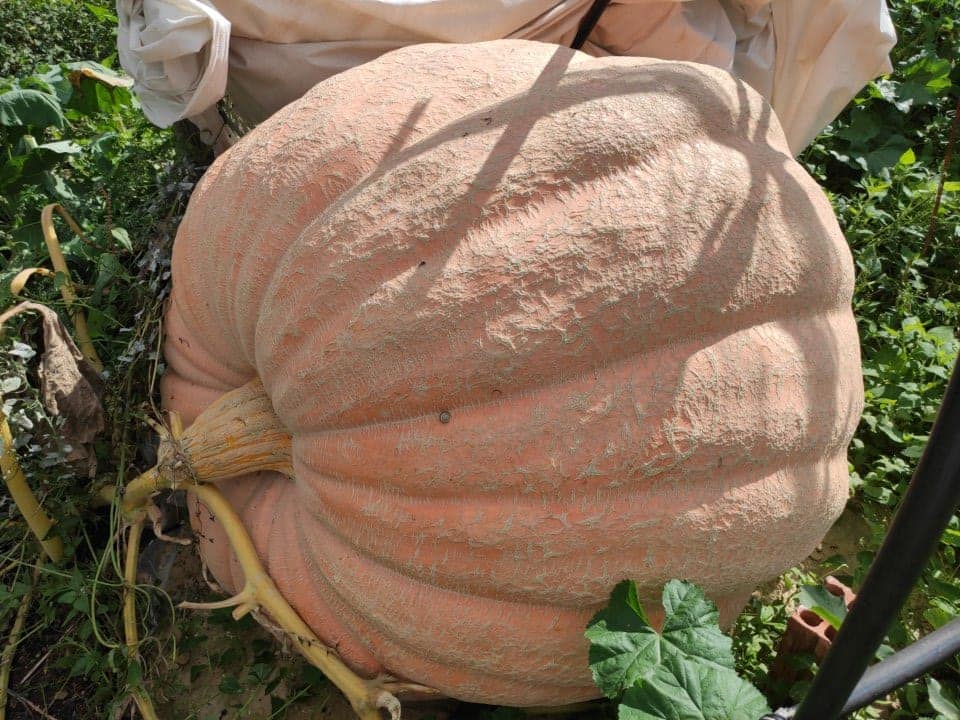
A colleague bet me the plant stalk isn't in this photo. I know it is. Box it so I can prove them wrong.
[0,412,64,563]
[123,519,159,720]
[119,378,292,515]
[0,563,41,720]
[39,203,102,372]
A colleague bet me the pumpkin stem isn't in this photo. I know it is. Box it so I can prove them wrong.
[119,380,418,719]
[120,377,292,515]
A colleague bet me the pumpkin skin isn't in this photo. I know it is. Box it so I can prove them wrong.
[161,40,863,705]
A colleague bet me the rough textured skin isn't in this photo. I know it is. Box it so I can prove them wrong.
[162,40,863,705]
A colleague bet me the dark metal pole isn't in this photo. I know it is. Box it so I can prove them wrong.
[794,359,960,720]
[571,0,611,50]
[841,616,960,715]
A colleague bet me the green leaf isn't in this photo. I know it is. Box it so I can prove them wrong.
[111,227,132,252]
[218,675,242,695]
[35,139,81,156]
[43,172,78,204]
[941,528,960,548]
[659,581,735,670]
[585,580,657,698]
[861,135,912,173]
[93,253,121,296]
[85,3,118,22]
[797,585,848,630]
[619,657,770,720]
[928,678,960,720]
[587,580,768,717]
[89,131,119,173]
[0,88,65,128]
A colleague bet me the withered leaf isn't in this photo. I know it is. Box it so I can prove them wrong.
[0,301,104,472]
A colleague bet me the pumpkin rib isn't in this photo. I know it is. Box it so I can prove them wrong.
[285,550,600,706]
[292,514,603,691]
[227,469,286,588]
[249,67,787,416]
[191,472,277,594]
[260,56,723,264]
[288,504,757,701]
[228,475,387,678]
[267,494,385,676]
[286,453,849,608]
[164,290,256,389]
[262,257,853,435]
[254,164,852,431]
[250,136,698,412]
[278,307,857,441]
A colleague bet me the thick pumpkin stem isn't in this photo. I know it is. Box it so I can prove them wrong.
[117,380,408,718]
[121,378,292,514]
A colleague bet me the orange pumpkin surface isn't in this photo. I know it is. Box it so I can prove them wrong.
[161,40,863,705]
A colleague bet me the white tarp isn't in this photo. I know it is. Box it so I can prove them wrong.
[116,0,896,154]
[117,0,230,127]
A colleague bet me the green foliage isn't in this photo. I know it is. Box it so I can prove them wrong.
[0,2,196,717]
[587,580,770,720]
[0,0,116,78]
[1,0,959,717]
[929,678,960,720]
[803,0,959,185]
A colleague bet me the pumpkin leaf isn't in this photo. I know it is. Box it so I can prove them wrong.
[619,656,771,720]
[0,88,65,128]
[586,580,768,718]
[585,580,658,698]
[797,585,849,630]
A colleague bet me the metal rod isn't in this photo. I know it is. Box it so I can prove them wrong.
[794,359,960,720]
[571,0,611,50]
[841,616,960,714]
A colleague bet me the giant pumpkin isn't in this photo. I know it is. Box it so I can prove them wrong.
[159,40,863,706]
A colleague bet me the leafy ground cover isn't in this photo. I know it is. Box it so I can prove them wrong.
[0,1,958,718]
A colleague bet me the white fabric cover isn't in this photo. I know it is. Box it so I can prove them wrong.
[116,0,895,153]
[117,0,230,127]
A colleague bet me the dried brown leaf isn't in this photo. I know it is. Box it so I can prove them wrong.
[0,301,104,472]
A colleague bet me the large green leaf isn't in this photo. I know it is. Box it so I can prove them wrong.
[585,580,659,698]
[619,656,770,720]
[586,580,770,718]
[660,581,735,670]
[0,88,65,128]
[588,581,738,697]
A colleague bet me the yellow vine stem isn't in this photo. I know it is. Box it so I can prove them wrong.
[0,411,64,564]
[113,378,410,720]
[39,203,102,372]
[184,483,399,720]
[123,519,159,720]
[0,562,41,720]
